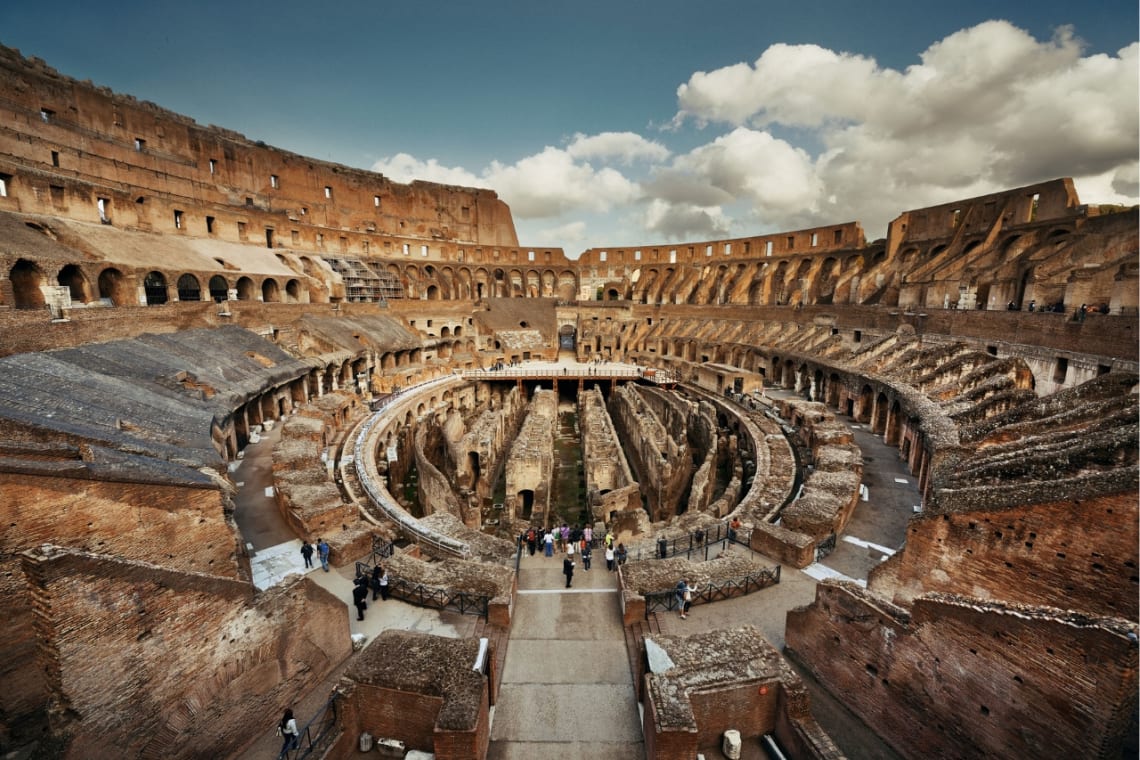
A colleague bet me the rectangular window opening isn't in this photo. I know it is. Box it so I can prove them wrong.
[324,186,332,199]
[174,209,184,229]
[461,206,470,220]
[420,245,428,257]
[97,197,110,223]
[599,251,607,262]
[51,150,59,167]
[705,244,713,257]
[634,249,641,260]
[528,250,535,262]
[340,236,349,252]
[1052,357,1068,384]
[725,243,732,255]
[786,236,794,249]
[834,229,843,244]
[208,158,217,174]
[951,208,962,228]
[374,195,381,207]
[238,221,247,239]
[40,108,54,123]
[134,138,146,151]
[206,216,215,234]
[765,241,773,256]
[270,174,279,189]
[49,185,64,205]
[315,232,323,248]
[986,346,998,356]
[291,230,299,245]
[854,330,863,343]
[0,173,10,197]
[811,232,819,247]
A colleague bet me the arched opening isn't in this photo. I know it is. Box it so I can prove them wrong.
[872,392,889,434]
[57,264,93,304]
[10,259,47,309]
[143,271,168,305]
[98,267,129,306]
[236,276,256,300]
[209,275,229,302]
[262,278,280,302]
[286,278,301,302]
[176,274,202,301]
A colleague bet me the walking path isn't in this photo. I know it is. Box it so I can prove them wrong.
[487,549,644,759]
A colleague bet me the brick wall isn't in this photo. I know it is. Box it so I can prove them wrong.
[886,493,1138,619]
[21,548,351,759]
[334,683,444,755]
[786,583,1138,759]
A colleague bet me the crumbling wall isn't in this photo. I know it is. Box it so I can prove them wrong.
[786,583,1138,760]
[414,422,466,523]
[504,388,556,524]
[579,386,640,521]
[609,384,691,520]
[455,384,526,504]
[21,546,351,760]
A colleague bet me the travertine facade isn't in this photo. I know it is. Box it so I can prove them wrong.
[0,43,1135,760]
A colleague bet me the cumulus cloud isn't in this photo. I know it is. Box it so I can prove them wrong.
[671,21,1139,236]
[643,198,732,241]
[376,21,1136,253]
[372,143,640,221]
[566,131,670,164]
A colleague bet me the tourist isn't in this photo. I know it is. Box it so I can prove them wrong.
[581,542,592,571]
[560,523,570,552]
[351,576,369,621]
[378,567,390,601]
[317,538,330,572]
[563,555,575,588]
[675,579,697,620]
[616,543,627,566]
[370,565,382,600]
[526,527,537,556]
[604,530,614,549]
[300,540,314,569]
[566,538,575,559]
[605,544,615,571]
[543,529,554,557]
[583,524,593,545]
[277,708,299,758]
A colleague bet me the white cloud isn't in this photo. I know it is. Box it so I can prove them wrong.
[643,198,732,241]
[534,220,588,244]
[373,143,641,222]
[668,21,1138,237]
[566,131,670,164]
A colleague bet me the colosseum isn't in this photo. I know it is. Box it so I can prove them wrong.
[0,44,1135,760]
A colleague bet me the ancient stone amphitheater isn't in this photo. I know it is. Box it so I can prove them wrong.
[0,45,1135,760]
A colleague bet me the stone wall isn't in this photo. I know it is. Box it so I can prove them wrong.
[503,388,556,524]
[786,583,1138,760]
[21,546,351,760]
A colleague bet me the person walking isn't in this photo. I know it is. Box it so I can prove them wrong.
[560,523,570,552]
[526,527,537,556]
[300,541,314,569]
[566,538,575,560]
[562,555,575,588]
[351,576,369,621]
[581,542,592,571]
[583,525,593,545]
[605,544,615,572]
[317,538,330,572]
[616,542,627,567]
[543,529,555,557]
[277,708,299,758]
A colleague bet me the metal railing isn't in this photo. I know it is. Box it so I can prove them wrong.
[384,577,490,618]
[279,692,341,760]
[353,535,395,579]
[642,565,781,618]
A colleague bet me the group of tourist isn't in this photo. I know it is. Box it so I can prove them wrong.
[300,538,331,572]
[349,564,390,621]
[520,523,628,574]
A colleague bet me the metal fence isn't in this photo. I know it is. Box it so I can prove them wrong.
[386,577,490,618]
[642,564,782,617]
[279,692,341,760]
[353,535,395,579]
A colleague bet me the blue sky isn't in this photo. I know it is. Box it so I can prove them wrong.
[3,1,1137,255]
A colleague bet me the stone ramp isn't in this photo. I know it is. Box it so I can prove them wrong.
[488,551,643,758]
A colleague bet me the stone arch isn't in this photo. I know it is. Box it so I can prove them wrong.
[98,267,130,305]
[208,275,229,302]
[10,259,47,309]
[872,391,889,434]
[855,384,874,423]
[426,284,440,300]
[57,264,94,304]
[285,278,302,302]
[236,276,256,300]
[885,399,902,446]
[262,278,280,302]
[175,273,200,302]
[143,270,169,305]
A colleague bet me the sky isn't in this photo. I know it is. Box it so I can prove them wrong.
[2,1,1137,256]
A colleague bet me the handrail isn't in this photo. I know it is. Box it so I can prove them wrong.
[642,565,781,618]
[352,375,472,559]
[279,691,341,760]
